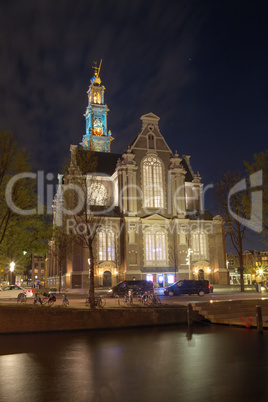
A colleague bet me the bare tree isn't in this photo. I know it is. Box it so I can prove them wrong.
[244,150,268,245]
[49,223,73,291]
[62,147,108,307]
[214,171,249,292]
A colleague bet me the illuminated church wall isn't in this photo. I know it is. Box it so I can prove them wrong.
[47,65,229,289]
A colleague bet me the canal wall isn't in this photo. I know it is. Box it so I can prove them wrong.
[0,305,194,334]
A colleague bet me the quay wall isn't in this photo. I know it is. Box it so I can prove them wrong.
[0,305,193,334]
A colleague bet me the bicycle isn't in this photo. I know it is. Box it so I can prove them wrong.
[33,293,43,306]
[148,292,162,305]
[62,293,69,307]
[114,295,120,306]
[139,292,162,306]
[42,293,56,306]
[123,290,133,306]
[17,292,27,304]
[85,292,106,308]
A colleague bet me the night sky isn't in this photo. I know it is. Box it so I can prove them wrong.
[1,0,267,249]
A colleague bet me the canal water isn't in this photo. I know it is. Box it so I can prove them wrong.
[0,324,267,402]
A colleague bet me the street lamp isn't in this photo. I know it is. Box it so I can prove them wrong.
[10,261,15,285]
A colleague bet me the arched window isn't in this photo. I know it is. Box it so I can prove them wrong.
[145,229,167,266]
[142,156,164,208]
[148,134,155,149]
[98,229,115,261]
[191,231,208,260]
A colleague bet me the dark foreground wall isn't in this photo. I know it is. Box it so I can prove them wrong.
[0,305,192,334]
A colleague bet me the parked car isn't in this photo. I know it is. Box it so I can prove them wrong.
[164,280,211,297]
[0,285,35,298]
[107,280,154,297]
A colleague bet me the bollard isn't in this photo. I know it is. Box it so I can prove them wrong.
[187,303,193,327]
[256,305,263,333]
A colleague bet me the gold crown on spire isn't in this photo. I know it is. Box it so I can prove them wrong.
[92,59,102,84]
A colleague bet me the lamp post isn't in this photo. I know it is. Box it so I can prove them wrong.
[10,261,15,285]
[186,249,192,280]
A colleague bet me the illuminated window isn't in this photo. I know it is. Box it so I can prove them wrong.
[146,274,153,282]
[145,229,167,266]
[98,230,115,261]
[142,156,164,208]
[89,183,107,206]
[191,231,208,259]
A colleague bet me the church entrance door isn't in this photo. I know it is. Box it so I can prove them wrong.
[103,270,112,287]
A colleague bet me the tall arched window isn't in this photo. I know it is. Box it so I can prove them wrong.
[191,231,208,260]
[145,229,167,265]
[98,229,115,261]
[142,156,164,208]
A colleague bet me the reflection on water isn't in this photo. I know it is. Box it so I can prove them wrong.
[0,325,268,402]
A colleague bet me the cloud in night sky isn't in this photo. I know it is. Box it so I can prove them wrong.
[0,0,267,186]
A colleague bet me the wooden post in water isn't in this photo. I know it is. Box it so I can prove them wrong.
[187,303,193,327]
[256,305,263,333]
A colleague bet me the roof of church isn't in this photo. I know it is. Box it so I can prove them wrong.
[181,158,194,182]
[76,149,195,182]
[186,210,214,220]
[76,149,121,176]
[95,152,121,175]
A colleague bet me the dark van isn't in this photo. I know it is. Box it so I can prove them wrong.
[107,280,154,297]
[164,280,211,297]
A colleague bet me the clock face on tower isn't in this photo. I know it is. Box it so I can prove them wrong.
[94,127,103,136]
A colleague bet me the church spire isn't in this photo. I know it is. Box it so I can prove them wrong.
[81,60,113,152]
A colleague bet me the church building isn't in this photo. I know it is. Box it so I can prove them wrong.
[47,63,229,290]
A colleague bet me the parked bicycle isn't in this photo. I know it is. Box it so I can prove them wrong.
[140,292,162,306]
[123,290,133,306]
[17,292,27,304]
[85,292,106,308]
[42,292,56,306]
[62,293,69,307]
[46,294,56,306]
[33,293,43,306]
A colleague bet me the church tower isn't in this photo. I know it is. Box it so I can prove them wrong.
[81,60,113,152]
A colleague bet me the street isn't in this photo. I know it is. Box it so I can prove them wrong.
[1,285,268,308]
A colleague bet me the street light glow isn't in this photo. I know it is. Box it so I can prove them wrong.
[10,261,15,272]
[9,261,15,285]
